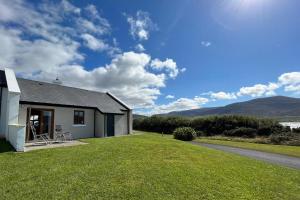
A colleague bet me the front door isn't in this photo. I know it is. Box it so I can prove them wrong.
[26,108,54,141]
[106,114,114,137]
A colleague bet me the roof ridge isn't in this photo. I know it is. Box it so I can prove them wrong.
[17,77,106,95]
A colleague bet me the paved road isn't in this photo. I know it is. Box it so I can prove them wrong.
[190,141,300,170]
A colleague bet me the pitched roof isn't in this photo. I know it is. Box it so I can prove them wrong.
[17,78,129,114]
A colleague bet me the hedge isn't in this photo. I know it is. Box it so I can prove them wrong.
[133,115,285,137]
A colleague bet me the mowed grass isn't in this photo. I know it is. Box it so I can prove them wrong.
[0,132,299,200]
[197,138,300,158]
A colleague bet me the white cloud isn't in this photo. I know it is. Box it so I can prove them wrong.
[26,52,168,109]
[180,68,187,72]
[278,72,300,93]
[152,97,209,114]
[201,41,211,47]
[210,91,237,100]
[126,10,158,41]
[237,83,279,97]
[61,0,81,14]
[81,33,108,51]
[135,44,145,52]
[0,0,185,109]
[165,95,175,99]
[150,58,181,78]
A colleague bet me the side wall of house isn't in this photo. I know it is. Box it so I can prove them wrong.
[114,111,129,136]
[18,104,96,139]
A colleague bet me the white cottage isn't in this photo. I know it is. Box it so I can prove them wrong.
[0,68,132,151]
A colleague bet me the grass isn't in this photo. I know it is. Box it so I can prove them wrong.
[0,132,300,200]
[197,137,300,158]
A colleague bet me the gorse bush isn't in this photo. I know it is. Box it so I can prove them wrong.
[292,127,300,133]
[269,132,300,145]
[223,127,257,138]
[133,115,284,137]
[173,127,196,141]
[133,116,190,134]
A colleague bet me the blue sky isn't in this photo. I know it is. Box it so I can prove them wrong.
[0,0,300,114]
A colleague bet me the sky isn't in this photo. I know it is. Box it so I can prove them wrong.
[0,0,300,115]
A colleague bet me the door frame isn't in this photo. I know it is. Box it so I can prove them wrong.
[26,107,55,141]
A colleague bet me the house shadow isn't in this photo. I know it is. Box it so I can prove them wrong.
[0,139,14,153]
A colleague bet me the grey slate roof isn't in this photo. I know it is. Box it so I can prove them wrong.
[17,78,128,114]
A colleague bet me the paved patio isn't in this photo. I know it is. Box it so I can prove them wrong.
[24,140,87,152]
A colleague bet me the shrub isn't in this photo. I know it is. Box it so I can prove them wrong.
[223,127,257,138]
[292,127,300,133]
[269,132,292,144]
[196,130,206,137]
[173,127,196,141]
[133,115,282,137]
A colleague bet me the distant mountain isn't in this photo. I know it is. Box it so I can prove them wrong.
[159,96,300,118]
[133,114,147,120]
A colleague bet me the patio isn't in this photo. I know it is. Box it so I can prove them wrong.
[24,140,87,152]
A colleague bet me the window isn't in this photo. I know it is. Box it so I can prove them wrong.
[74,110,85,125]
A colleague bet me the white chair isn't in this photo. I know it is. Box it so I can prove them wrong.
[55,125,72,142]
[30,125,50,144]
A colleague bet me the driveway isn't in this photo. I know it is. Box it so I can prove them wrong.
[190,141,300,170]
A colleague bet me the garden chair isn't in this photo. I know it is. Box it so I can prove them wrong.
[30,124,50,145]
[55,125,72,142]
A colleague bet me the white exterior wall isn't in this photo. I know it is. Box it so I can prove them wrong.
[95,110,105,137]
[19,105,96,139]
[114,112,128,136]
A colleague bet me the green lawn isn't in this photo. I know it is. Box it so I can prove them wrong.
[197,138,300,158]
[0,132,300,200]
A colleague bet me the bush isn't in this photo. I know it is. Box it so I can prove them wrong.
[269,132,300,144]
[173,127,196,141]
[196,130,206,137]
[292,127,300,133]
[133,115,282,137]
[223,127,257,138]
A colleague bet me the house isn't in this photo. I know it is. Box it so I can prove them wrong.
[0,68,132,151]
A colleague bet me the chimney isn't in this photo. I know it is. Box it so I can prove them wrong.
[52,75,62,85]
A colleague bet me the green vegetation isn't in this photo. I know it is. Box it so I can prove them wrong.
[197,137,300,158]
[0,139,14,153]
[134,115,300,145]
[173,127,196,141]
[0,132,300,199]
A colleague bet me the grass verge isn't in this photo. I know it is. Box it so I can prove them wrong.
[197,137,300,158]
[0,132,299,200]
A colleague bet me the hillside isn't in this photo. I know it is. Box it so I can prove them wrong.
[161,96,300,118]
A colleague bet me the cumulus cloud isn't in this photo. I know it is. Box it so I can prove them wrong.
[81,33,109,51]
[201,41,211,47]
[151,97,209,114]
[237,83,279,97]
[0,0,184,109]
[278,72,300,93]
[125,10,158,41]
[210,91,237,100]
[165,95,175,99]
[31,52,167,108]
[135,44,145,52]
[150,58,183,78]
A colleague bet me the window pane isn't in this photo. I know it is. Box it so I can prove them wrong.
[74,111,84,124]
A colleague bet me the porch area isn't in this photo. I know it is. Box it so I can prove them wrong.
[24,140,87,152]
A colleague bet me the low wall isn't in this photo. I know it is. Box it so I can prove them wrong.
[8,124,26,152]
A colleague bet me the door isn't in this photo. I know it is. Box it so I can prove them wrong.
[106,114,114,137]
[26,108,54,141]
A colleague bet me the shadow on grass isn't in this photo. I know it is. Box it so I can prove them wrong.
[0,139,14,153]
